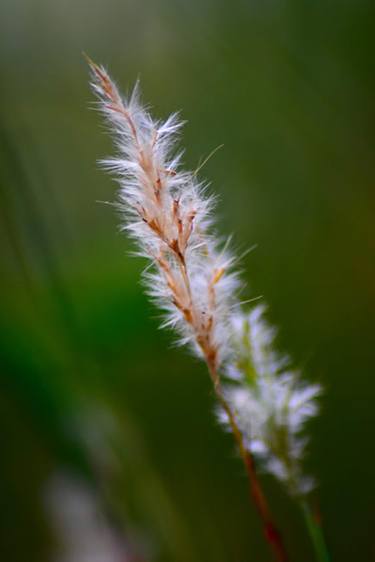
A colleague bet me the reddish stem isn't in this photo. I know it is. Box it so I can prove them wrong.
[209,365,289,562]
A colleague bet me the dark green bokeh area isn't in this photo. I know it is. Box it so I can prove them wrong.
[1,1,374,561]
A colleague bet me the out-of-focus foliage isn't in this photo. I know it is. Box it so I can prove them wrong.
[0,1,374,561]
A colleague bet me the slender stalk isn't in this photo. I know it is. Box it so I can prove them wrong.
[208,362,289,562]
[301,501,330,562]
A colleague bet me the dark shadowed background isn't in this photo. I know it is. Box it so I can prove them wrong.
[0,1,374,561]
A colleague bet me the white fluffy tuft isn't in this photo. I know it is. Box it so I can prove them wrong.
[223,305,321,496]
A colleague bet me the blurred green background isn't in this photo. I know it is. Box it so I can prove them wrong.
[0,1,374,561]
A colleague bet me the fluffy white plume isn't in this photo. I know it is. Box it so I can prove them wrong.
[88,60,240,372]
[88,61,321,499]
[223,305,321,496]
